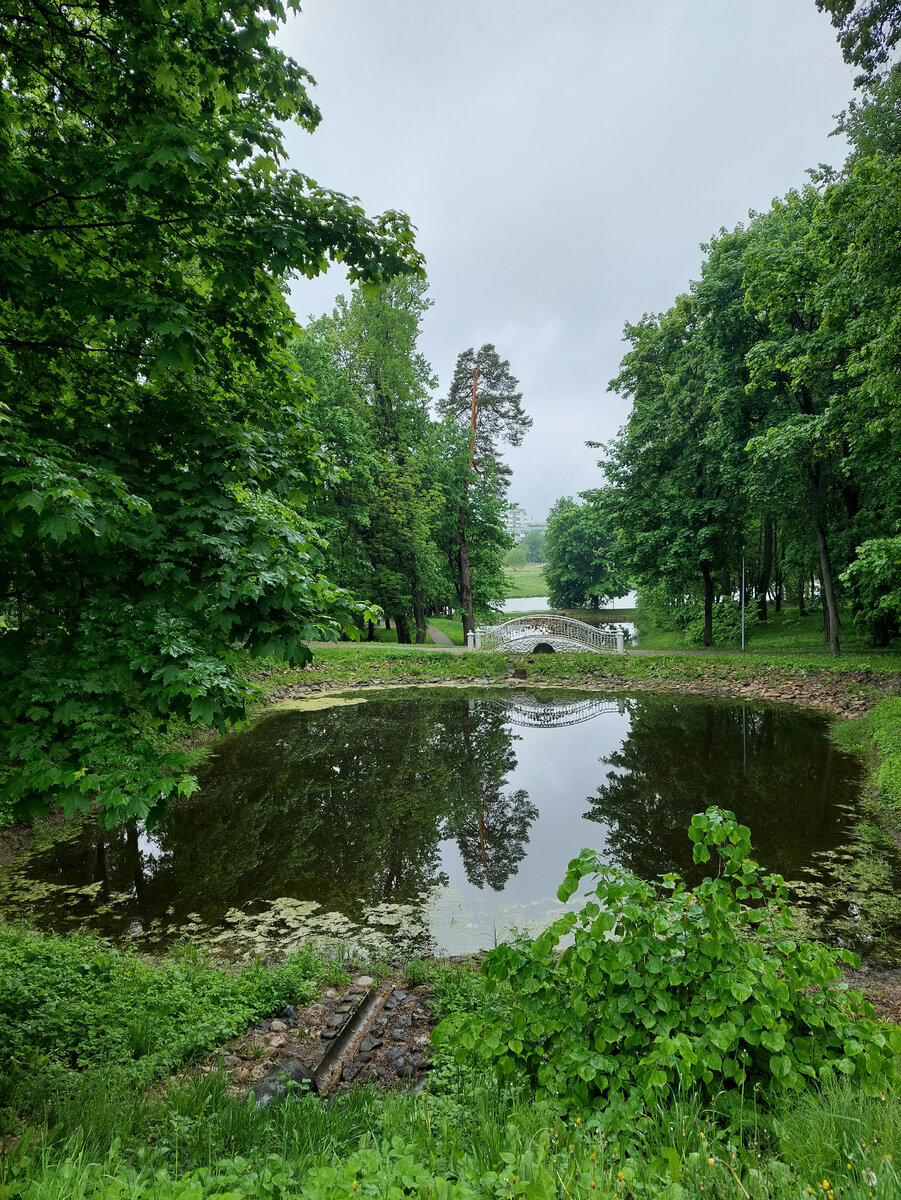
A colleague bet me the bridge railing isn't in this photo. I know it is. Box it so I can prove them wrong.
[472,615,625,654]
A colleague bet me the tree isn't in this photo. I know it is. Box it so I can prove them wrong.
[543,494,628,610]
[519,528,546,563]
[0,0,422,822]
[816,0,901,81]
[437,345,530,635]
[606,299,745,646]
[741,187,861,655]
[298,278,443,643]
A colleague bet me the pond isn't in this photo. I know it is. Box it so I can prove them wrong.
[3,688,900,963]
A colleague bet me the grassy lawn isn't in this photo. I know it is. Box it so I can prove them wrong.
[634,605,899,654]
[426,615,466,645]
[502,561,547,598]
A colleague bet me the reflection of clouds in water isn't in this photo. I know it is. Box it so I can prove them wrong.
[426,885,568,955]
[137,823,165,864]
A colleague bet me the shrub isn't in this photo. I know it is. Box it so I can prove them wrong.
[434,808,901,1113]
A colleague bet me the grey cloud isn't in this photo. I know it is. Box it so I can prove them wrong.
[280,1,855,518]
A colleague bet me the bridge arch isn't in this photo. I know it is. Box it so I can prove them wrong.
[472,615,626,654]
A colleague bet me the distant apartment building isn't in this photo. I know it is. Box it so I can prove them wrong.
[505,504,547,539]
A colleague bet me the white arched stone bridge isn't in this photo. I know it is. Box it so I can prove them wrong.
[470,614,626,654]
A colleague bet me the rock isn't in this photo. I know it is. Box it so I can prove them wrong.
[327,1012,346,1028]
[360,1035,382,1052]
[279,1005,299,1023]
[222,1054,242,1069]
[341,1062,363,1083]
[387,1046,407,1063]
[237,1067,251,1082]
[252,1060,318,1105]
[321,1029,337,1040]
[354,975,375,987]
[269,1035,287,1049]
[269,1019,289,1033]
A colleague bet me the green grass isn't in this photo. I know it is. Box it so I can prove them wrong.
[634,604,899,654]
[1,930,899,1199]
[426,615,466,645]
[0,927,327,1124]
[338,619,465,647]
[502,562,547,598]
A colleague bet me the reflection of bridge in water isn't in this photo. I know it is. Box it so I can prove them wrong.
[473,615,626,654]
[501,696,627,729]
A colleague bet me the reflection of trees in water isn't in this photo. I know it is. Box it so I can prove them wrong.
[584,699,861,883]
[442,700,538,890]
[18,691,540,925]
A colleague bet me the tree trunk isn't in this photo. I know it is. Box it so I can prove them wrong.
[701,562,714,647]
[811,471,840,655]
[756,516,773,621]
[817,563,829,641]
[797,572,806,617]
[394,613,411,644]
[413,588,427,644]
[457,511,474,637]
[367,620,375,642]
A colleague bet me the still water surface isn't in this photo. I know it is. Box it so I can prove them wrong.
[3,688,899,961]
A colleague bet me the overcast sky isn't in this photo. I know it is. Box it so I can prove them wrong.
[277,1,856,520]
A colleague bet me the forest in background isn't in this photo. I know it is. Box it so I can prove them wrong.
[543,1,901,648]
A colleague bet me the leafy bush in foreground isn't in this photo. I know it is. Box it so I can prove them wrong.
[435,807,901,1112]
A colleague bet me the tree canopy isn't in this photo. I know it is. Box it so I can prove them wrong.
[437,345,529,635]
[599,69,901,650]
[0,0,422,822]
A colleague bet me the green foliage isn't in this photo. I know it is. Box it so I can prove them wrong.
[685,600,743,647]
[543,493,629,610]
[0,925,320,1093]
[434,808,900,1113]
[842,534,901,643]
[858,696,901,822]
[0,0,420,821]
[1,919,900,1198]
[817,0,901,83]
[518,528,546,564]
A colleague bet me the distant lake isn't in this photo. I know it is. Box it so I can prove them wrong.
[501,595,550,613]
[500,591,637,614]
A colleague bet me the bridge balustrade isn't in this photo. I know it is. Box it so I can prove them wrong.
[470,615,625,654]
